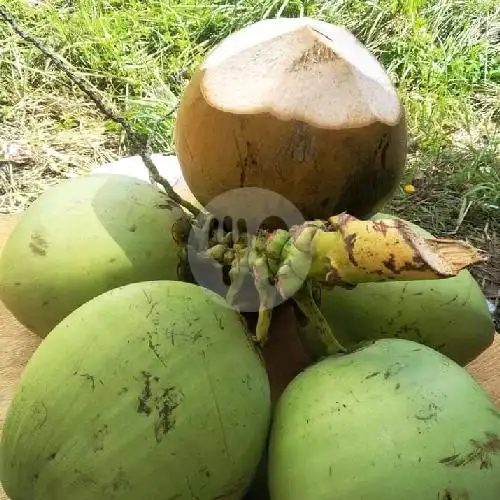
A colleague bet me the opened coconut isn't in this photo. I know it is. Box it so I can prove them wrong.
[174,17,407,226]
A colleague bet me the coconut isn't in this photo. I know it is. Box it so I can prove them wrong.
[268,338,500,500]
[174,17,407,226]
[0,174,191,337]
[0,280,272,500]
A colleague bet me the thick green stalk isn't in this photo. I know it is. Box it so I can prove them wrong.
[291,282,347,358]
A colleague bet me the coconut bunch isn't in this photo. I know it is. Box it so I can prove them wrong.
[1,17,498,500]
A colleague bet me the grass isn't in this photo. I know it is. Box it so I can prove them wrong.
[0,0,499,306]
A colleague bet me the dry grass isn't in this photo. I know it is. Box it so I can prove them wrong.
[0,92,121,213]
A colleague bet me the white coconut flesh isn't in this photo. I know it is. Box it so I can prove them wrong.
[199,17,402,129]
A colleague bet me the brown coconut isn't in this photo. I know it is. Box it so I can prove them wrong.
[174,17,407,226]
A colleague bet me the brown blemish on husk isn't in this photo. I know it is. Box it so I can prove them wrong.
[329,213,359,266]
[382,249,429,275]
[397,219,421,249]
[153,387,181,443]
[383,362,403,379]
[92,424,109,452]
[137,371,154,415]
[437,490,452,500]
[322,258,344,287]
[323,220,340,232]
[111,468,132,492]
[439,432,500,470]
[414,403,441,422]
[72,469,99,489]
[311,282,322,304]
[344,233,358,266]
[213,312,225,331]
[76,372,103,391]
[137,371,182,442]
[372,219,389,236]
[29,232,48,256]
[399,254,428,273]
[397,323,423,340]
[437,490,471,499]
[337,212,357,226]
[382,253,397,273]
[146,331,168,368]
[324,264,356,289]
[489,409,500,420]
[394,219,458,274]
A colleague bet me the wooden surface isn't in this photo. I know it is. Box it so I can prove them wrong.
[0,214,41,435]
[0,215,41,500]
[466,333,500,404]
[0,214,498,499]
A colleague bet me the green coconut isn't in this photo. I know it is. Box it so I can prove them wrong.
[268,338,500,500]
[0,174,191,337]
[313,213,494,365]
[0,280,271,500]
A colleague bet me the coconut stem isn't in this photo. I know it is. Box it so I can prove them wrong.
[291,282,347,358]
[177,212,484,348]
[253,256,279,345]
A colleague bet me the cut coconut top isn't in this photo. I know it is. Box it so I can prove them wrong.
[200,17,402,129]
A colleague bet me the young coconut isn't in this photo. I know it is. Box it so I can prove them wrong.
[0,174,193,337]
[0,280,272,500]
[268,338,500,500]
[175,17,407,225]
